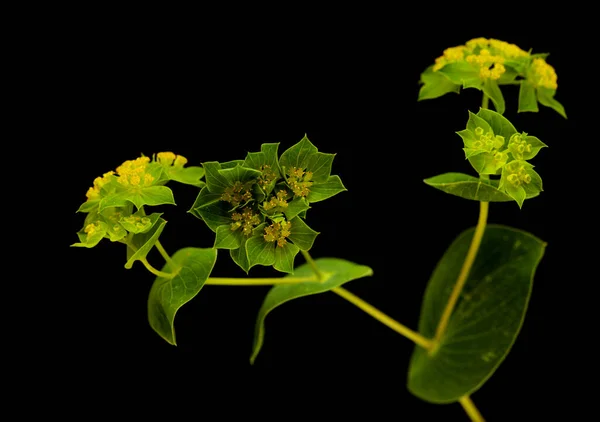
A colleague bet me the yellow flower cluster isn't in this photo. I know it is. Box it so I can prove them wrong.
[263,220,292,247]
[432,37,530,80]
[157,151,188,167]
[116,156,154,187]
[530,58,558,90]
[86,171,115,200]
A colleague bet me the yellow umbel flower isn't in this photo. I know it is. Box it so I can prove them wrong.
[85,171,115,201]
[263,220,292,247]
[530,58,558,90]
[116,156,154,187]
[433,46,466,71]
[157,151,188,167]
[489,39,529,59]
[466,49,506,80]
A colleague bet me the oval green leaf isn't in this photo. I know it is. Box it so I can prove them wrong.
[250,257,374,364]
[407,225,546,403]
[424,173,539,202]
[147,247,218,345]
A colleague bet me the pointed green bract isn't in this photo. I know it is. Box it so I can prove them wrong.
[77,199,100,213]
[218,165,262,186]
[244,143,282,176]
[166,166,205,187]
[214,224,243,249]
[250,258,373,364]
[246,235,276,269]
[476,108,517,140]
[98,186,175,212]
[147,247,217,345]
[188,186,223,218]
[465,111,492,136]
[306,152,335,183]
[306,175,346,203]
[518,82,539,113]
[288,217,319,251]
[194,201,232,232]
[279,135,318,172]
[407,225,545,403]
[273,243,300,274]
[283,197,310,220]
[482,79,505,114]
[230,237,250,273]
[124,218,167,269]
[71,221,108,248]
[424,173,539,202]
[418,66,461,100]
[537,87,567,118]
[438,62,481,89]
[203,161,230,193]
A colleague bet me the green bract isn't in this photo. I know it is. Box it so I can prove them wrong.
[418,37,566,117]
[190,136,346,274]
[451,108,546,207]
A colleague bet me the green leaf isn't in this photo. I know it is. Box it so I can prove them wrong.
[273,242,300,274]
[283,197,310,220]
[194,201,232,232]
[76,199,100,213]
[166,166,205,187]
[518,82,539,113]
[218,164,262,185]
[220,159,245,169]
[98,186,175,212]
[250,257,374,364]
[465,111,492,136]
[537,87,567,118]
[203,161,229,193]
[214,224,244,249]
[288,217,319,251]
[482,79,505,114]
[148,247,218,345]
[71,221,108,248]
[438,62,481,89]
[521,135,547,161]
[125,218,167,269]
[279,135,318,173]
[424,173,539,202]
[244,143,282,175]
[246,235,276,269]
[496,67,519,84]
[307,152,335,183]
[407,225,546,403]
[306,175,347,203]
[188,186,223,219]
[418,66,461,101]
[476,108,517,140]
[230,237,250,273]
[119,212,163,234]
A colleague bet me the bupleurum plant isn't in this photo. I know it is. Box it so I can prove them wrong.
[72,37,565,421]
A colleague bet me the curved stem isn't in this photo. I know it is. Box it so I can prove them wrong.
[301,250,323,281]
[333,287,433,349]
[206,276,318,285]
[481,93,489,109]
[459,396,485,422]
[155,240,177,268]
[433,201,489,348]
[141,258,175,279]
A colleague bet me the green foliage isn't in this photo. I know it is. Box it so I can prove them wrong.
[408,225,545,403]
[250,258,374,364]
[190,135,344,274]
[148,247,218,345]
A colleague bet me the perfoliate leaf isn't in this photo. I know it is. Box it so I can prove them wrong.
[246,235,276,269]
[273,242,300,274]
[125,218,167,269]
[214,224,244,249]
[283,197,310,220]
[418,66,461,101]
[408,226,545,403]
[476,108,517,140]
[482,79,505,114]
[250,258,373,364]
[424,173,539,202]
[537,87,567,118]
[306,175,347,203]
[288,217,319,251]
[518,82,539,113]
[148,247,217,345]
[279,135,318,173]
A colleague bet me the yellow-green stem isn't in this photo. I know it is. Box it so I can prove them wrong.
[155,240,177,268]
[459,396,485,422]
[141,258,175,279]
[332,287,433,350]
[301,250,323,281]
[433,200,489,347]
[482,93,489,109]
[205,276,318,285]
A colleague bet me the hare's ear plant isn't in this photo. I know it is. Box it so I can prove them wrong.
[72,37,565,421]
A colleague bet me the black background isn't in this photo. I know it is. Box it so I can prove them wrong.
[54,14,586,421]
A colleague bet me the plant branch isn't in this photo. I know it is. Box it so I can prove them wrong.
[332,286,433,350]
[141,258,176,279]
[155,240,177,268]
[433,200,489,348]
[301,250,323,281]
[205,276,318,285]
[459,395,485,422]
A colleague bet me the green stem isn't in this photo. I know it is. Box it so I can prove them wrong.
[482,93,489,109]
[155,240,177,268]
[332,287,433,350]
[141,258,176,279]
[205,276,318,285]
[433,200,489,348]
[459,396,485,422]
[301,250,323,281]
